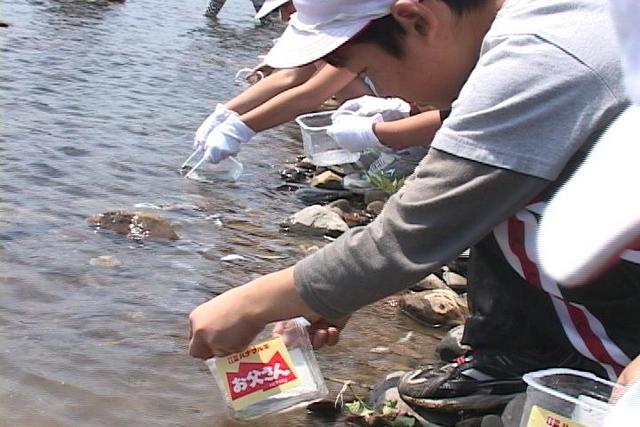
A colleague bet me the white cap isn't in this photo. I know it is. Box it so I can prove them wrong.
[263,0,395,68]
[255,0,291,20]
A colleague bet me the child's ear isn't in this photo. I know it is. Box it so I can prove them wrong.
[392,0,431,37]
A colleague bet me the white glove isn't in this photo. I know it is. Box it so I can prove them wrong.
[203,114,256,164]
[327,113,385,153]
[334,95,411,122]
[194,104,233,151]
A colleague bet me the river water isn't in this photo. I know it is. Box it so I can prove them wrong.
[0,1,442,425]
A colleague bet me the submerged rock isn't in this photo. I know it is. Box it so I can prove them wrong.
[399,288,468,328]
[281,205,349,237]
[89,255,121,268]
[88,210,179,241]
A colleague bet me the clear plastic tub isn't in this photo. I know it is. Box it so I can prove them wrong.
[520,368,624,427]
[295,111,361,166]
[206,317,328,421]
[182,156,243,183]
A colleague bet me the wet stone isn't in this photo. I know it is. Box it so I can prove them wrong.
[326,162,359,177]
[435,325,470,362]
[89,255,121,268]
[295,187,354,205]
[365,200,385,216]
[328,198,353,213]
[442,271,467,294]
[295,157,317,170]
[341,211,371,227]
[399,288,469,328]
[410,273,449,292]
[310,170,344,190]
[280,166,314,183]
[275,183,300,192]
[364,189,388,205]
[281,205,349,237]
[87,210,179,241]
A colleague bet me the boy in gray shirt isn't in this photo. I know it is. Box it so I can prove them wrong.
[189,0,640,422]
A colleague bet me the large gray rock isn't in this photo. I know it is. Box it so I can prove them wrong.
[400,288,469,327]
[281,205,349,237]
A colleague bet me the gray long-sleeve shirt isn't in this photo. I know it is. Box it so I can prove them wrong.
[294,149,547,319]
[293,0,628,320]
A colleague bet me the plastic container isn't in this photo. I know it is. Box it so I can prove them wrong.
[520,368,624,427]
[182,156,243,183]
[206,317,328,421]
[295,111,361,167]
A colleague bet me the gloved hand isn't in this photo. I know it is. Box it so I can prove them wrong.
[327,113,385,153]
[333,95,411,122]
[203,113,256,164]
[194,104,233,151]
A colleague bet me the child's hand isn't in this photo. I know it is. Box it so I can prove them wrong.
[203,114,255,164]
[188,287,266,359]
[194,104,232,151]
[307,316,349,349]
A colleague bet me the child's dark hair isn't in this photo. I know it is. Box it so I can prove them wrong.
[324,0,488,66]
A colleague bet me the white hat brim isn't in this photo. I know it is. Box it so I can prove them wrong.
[263,19,369,69]
[255,0,290,20]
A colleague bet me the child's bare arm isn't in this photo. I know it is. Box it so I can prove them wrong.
[374,109,443,149]
[224,64,316,115]
[240,64,359,132]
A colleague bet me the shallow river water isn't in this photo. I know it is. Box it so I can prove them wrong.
[0,1,442,426]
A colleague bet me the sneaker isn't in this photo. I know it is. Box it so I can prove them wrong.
[398,355,524,424]
[397,349,590,425]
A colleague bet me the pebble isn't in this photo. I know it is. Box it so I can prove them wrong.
[365,200,385,216]
[310,170,344,190]
[410,273,449,291]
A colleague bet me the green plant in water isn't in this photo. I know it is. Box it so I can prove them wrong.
[367,172,406,195]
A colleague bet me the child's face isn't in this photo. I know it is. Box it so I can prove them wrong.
[279,2,296,23]
[327,1,489,109]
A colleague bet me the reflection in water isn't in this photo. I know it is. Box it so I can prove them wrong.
[1,0,441,426]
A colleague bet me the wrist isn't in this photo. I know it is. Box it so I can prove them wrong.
[245,267,320,324]
[366,115,385,150]
[371,121,385,148]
